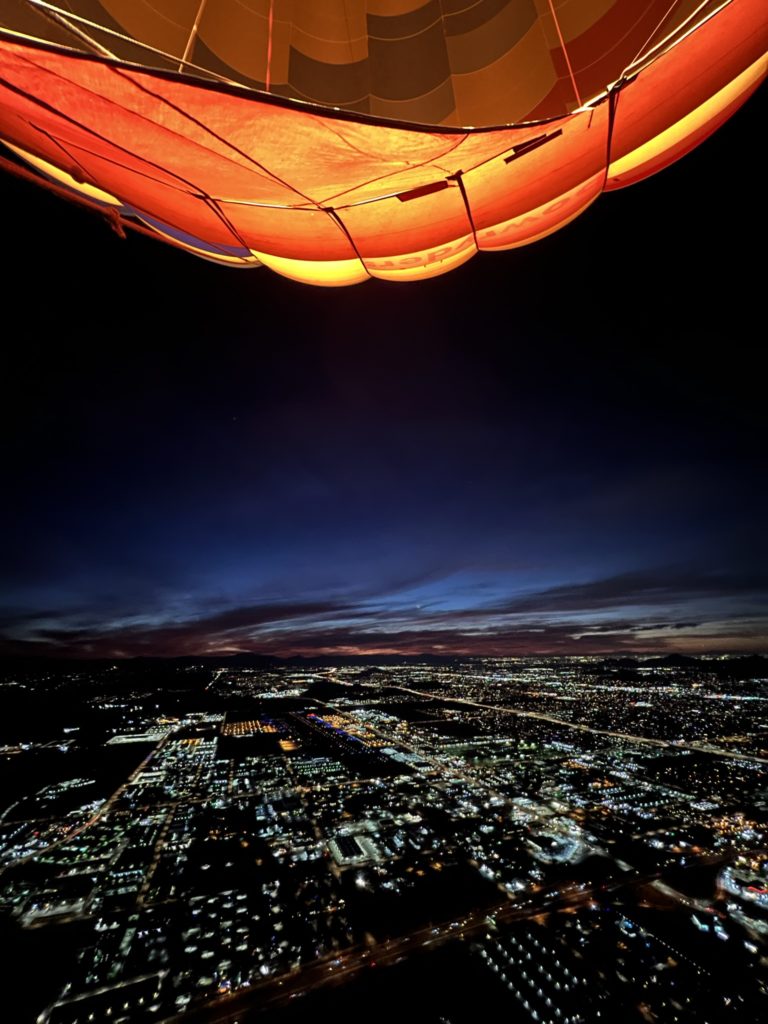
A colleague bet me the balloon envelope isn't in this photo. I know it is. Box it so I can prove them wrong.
[0,0,766,284]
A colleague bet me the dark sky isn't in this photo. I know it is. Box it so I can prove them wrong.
[1,86,766,659]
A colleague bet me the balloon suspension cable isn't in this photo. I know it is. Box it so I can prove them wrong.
[266,0,275,92]
[24,0,116,58]
[0,149,260,264]
[546,0,582,109]
[621,0,730,78]
[24,1,241,88]
[625,0,687,73]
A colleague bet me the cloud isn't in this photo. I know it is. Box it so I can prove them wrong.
[490,567,768,615]
[2,608,766,659]
[1,565,766,659]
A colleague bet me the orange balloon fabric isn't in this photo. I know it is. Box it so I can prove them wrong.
[0,0,765,285]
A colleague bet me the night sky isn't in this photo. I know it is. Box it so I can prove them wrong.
[1,85,766,660]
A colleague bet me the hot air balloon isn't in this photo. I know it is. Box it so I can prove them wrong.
[0,1,765,285]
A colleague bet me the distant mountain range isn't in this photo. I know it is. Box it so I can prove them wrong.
[0,651,766,679]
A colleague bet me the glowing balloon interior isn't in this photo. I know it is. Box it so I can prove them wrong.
[0,1,765,285]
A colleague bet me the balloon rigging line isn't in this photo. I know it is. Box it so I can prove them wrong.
[180,0,210,73]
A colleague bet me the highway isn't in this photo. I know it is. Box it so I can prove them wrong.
[159,851,732,1024]
[159,886,604,1023]
[374,683,768,765]
[0,736,168,874]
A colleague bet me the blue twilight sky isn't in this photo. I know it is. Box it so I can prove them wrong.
[1,89,766,659]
